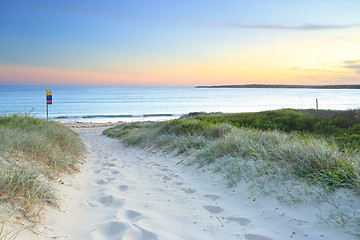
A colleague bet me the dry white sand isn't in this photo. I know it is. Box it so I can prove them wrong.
[13,122,359,240]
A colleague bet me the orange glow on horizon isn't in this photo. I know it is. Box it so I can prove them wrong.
[0,60,359,87]
[0,63,196,87]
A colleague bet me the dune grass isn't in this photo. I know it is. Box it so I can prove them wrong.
[104,117,360,192]
[0,114,84,234]
[186,109,360,150]
[104,110,360,235]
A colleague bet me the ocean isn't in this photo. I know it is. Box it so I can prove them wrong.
[0,86,359,122]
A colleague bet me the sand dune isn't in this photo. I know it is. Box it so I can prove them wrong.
[16,123,358,240]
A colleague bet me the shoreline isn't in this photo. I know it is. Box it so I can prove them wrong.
[54,115,180,124]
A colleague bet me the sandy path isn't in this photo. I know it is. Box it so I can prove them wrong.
[19,124,358,240]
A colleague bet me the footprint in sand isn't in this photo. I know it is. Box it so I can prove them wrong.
[95,179,108,185]
[98,195,114,206]
[124,225,159,240]
[226,217,251,226]
[94,195,124,208]
[160,168,169,172]
[106,177,115,182]
[204,194,221,201]
[175,182,183,185]
[126,210,142,221]
[244,233,273,240]
[95,221,127,239]
[93,169,101,174]
[162,176,172,181]
[203,205,224,214]
[182,188,196,194]
[119,185,129,191]
[102,162,116,167]
[112,170,120,174]
[117,209,142,222]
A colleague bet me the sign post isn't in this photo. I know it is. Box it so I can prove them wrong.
[46,90,52,120]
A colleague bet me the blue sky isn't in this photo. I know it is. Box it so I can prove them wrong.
[1,0,360,86]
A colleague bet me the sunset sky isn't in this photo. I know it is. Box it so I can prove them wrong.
[1,0,360,87]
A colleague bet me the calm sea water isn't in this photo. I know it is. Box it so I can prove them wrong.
[0,86,359,122]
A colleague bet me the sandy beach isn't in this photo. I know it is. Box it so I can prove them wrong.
[13,122,358,240]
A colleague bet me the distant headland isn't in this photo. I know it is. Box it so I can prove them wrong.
[195,84,360,89]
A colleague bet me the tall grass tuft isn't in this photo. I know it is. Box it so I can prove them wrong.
[0,115,84,176]
[0,161,54,217]
[0,114,84,223]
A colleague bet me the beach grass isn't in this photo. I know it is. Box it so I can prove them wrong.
[104,115,360,192]
[0,114,84,231]
[104,110,360,234]
[185,109,360,150]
